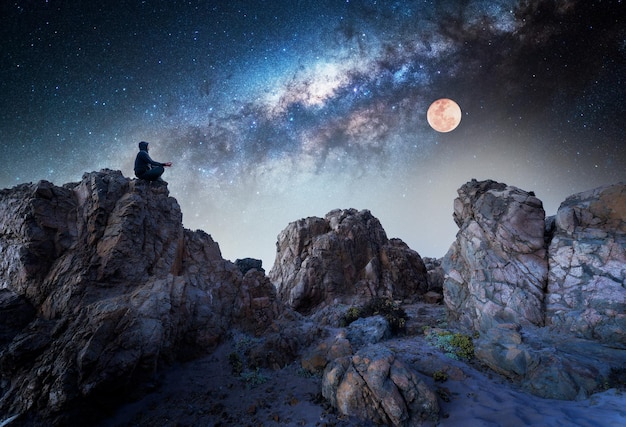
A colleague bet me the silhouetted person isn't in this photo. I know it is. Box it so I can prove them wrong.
[134,141,172,181]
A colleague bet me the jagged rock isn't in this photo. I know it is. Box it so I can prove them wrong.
[269,208,429,314]
[0,289,35,346]
[442,179,548,332]
[441,179,626,401]
[346,315,391,349]
[235,257,264,275]
[232,270,281,337]
[545,183,626,347]
[423,257,444,293]
[473,323,535,379]
[322,344,439,426]
[0,170,280,426]
[301,331,353,374]
[246,320,325,370]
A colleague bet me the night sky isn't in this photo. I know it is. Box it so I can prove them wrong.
[1,1,624,267]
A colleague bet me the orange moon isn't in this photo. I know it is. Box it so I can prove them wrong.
[427,98,462,132]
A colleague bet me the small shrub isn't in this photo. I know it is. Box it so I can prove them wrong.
[228,351,243,376]
[427,330,474,360]
[233,333,255,352]
[433,370,448,382]
[341,297,408,334]
[450,333,474,359]
[241,367,268,387]
[341,306,362,326]
[296,365,320,379]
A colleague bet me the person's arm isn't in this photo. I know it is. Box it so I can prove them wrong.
[142,151,170,167]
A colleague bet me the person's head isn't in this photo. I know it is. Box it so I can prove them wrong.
[138,141,149,151]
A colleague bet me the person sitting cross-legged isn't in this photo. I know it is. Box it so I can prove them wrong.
[134,141,172,181]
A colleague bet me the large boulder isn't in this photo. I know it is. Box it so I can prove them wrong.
[442,179,548,332]
[0,170,281,426]
[269,208,429,314]
[545,183,626,347]
[346,315,391,349]
[474,323,626,400]
[322,344,439,426]
[442,180,626,400]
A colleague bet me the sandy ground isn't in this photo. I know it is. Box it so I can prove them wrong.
[98,342,362,427]
[98,305,626,427]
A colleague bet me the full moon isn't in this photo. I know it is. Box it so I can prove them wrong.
[427,98,462,132]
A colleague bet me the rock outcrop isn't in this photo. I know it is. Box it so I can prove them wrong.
[545,183,626,347]
[2,170,625,425]
[269,208,430,314]
[0,170,281,426]
[442,179,548,331]
[442,179,626,400]
[322,344,439,426]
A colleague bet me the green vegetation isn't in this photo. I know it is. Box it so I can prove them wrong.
[450,333,474,359]
[340,297,408,334]
[228,333,270,387]
[433,370,448,382]
[296,365,320,379]
[240,367,268,387]
[426,329,475,360]
[343,306,362,325]
[228,351,244,375]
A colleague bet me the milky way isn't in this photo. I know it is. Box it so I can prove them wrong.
[1,0,625,267]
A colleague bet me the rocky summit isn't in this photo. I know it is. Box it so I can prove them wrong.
[269,208,434,314]
[0,170,281,426]
[0,170,625,427]
[443,179,548,331]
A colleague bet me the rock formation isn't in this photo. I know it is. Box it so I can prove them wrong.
[269,208,430,314]
[322,344,439,426]
[0,170,281,426]
[545,183,626,347]
[443,179,626,399]
[2,170,625,426]
[442,179,548,331]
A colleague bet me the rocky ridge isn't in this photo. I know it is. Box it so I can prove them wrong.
[0,170,624,427]
[0,170,281,425]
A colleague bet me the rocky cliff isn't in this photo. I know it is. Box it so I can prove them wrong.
[442,179,547,331]
[443,179,626,399]
[0,170,280,425]
[1,170,624,427]
[546,183,626,344]
[443,179,626,345]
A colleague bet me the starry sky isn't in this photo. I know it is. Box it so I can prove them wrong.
[1,0,625,268]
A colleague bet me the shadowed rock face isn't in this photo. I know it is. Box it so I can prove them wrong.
[546,183,626,347]
[442,179,548,332]
[0,170,281,426]
[269,208,430,314]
